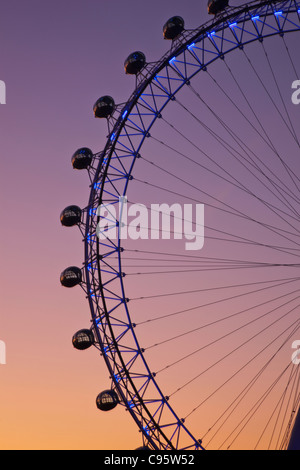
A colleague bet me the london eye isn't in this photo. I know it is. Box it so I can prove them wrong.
[60,0,300,450]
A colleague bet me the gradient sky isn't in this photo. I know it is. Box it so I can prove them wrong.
[0,0,298,451]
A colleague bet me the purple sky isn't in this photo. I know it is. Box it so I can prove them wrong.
[1,0,298,450]
[0,0,228,450]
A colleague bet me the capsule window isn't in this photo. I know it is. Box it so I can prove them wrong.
[71,148,93,170]
[96,390,119,411]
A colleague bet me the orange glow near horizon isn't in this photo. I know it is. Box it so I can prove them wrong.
[1,0,300,451]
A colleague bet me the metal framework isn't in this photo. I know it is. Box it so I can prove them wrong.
[76,0,300,450]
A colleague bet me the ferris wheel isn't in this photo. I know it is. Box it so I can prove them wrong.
[60,0,300,450]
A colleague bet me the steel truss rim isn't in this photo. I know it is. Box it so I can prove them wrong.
[82,0,300,450]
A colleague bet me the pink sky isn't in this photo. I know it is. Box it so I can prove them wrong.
[0,0,219,450]
[1,0,299,450]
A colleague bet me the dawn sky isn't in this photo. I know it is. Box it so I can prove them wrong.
[1,0,299,450]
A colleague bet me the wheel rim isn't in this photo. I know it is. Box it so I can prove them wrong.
[65,0,300,450]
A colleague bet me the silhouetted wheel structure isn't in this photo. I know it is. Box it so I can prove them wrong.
[61,0,300,450]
